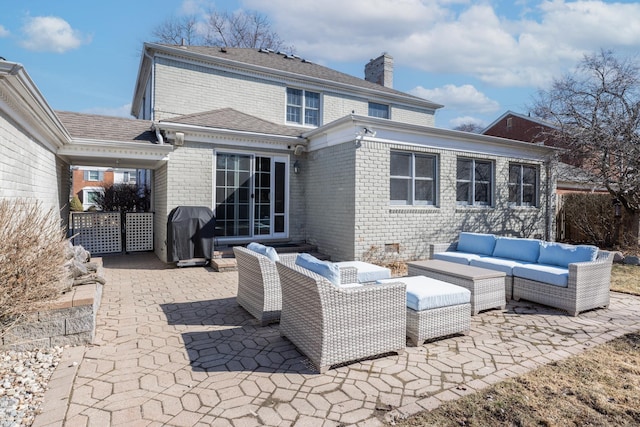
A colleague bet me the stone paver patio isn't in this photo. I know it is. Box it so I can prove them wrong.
[35,253,640,426]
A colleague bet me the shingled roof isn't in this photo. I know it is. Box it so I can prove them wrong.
[161,108,304,137]
[154,44,440,107]
[56,111,157,143]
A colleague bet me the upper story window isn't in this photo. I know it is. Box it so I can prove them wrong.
[509,164,538,207]
[368,102,389,119]
[286,88,320,126]
[84,170,103,181]
[456,158,493,206]
[390,151,437,206]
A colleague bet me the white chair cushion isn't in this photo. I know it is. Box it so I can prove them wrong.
[334,261,391,283]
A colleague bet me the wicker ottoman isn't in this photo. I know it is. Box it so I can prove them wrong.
[407,260,507,315]
[378,276,471,346]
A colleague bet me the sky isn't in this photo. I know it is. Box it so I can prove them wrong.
[1,0,639,130]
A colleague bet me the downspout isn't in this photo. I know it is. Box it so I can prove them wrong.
[546,154,558,241]
[152,122,164,145]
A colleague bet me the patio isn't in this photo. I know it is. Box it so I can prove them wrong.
[35,253,640,427]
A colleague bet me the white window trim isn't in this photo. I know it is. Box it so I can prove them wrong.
[81,186,104,211]
[508,163,539,207]
[368,101,390,119]
[390,152,437,206]
[456,158,494,207]
[285,87,321,128]
[212,150,291,243]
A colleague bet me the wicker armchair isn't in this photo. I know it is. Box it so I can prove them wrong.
[233,246,298,325]
[513,251,614,316]
[276,260,406,373]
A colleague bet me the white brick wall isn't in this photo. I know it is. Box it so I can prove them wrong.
[153,57,436,128]
[304,144,357,261]
[348,142,552,262]
[153,162,168,262]
[0,113,70,224]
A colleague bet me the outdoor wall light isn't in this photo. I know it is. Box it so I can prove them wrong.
[294,160,300,174]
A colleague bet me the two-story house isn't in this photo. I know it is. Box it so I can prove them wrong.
[72,166,140,210]
[128,43,557,262]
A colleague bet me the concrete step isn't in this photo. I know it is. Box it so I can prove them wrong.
[211,242,331,271]
[211,257,237,272]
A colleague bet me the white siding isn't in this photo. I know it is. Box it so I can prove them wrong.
[0,112,69,222]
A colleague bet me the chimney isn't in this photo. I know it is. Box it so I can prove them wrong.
[365,53,393,88]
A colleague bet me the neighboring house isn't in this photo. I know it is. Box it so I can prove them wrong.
[72,166,139,210]
[482,110,609,241]
[129,43,557,262]
[482,110,577,166]
[482,111,605,193]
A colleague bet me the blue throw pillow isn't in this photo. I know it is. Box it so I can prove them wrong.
[538,242,598,268]
[246,242,279,263]
[295,253,341,286]
[456,232,497,255]
[492,237,541,262]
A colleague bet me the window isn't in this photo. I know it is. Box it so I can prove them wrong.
[286,88,320,126]
[509,164,538,206]
[84,170,102,181]
[368,102,389,119]
[456,158,493,206]
[390,152,436,205]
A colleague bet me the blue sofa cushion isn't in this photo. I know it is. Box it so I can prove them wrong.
[538,242,598,268]
[457,232,497,256]
[470,257,527,275]
[246,242,280,263]
[512,264,569,288]
[295,253,341,286]
[493,237,540,263]
[377,276,470,311]
[433,252,482,265]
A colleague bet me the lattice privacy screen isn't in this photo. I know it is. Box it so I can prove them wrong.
[125,213,154,252]
[71,212,122,254]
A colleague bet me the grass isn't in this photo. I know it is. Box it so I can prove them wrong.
[394,263,640,427]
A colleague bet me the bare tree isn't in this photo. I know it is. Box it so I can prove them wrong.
[152,8,292,52]
[532,49,640,245]
[453,123,484,133]
[151,15,200,46]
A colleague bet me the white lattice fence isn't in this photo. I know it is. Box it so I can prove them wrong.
[71,212,122,254]
[125,213,154,252]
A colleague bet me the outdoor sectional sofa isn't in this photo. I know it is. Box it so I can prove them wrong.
[430,232,614,316]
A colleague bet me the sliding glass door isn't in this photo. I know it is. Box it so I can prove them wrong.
[215,153,288,240]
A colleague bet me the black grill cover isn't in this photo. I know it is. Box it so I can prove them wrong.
[167,206,215,262]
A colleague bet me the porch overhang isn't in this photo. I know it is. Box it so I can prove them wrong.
[156,121,307,152]
[57,138,173,169]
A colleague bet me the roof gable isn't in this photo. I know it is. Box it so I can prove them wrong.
[132,43,443,117]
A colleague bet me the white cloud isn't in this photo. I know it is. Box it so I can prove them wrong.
[0,25,9,38]
[20,16,89,53]
[410,84,500,114]
[242,0,640,88]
